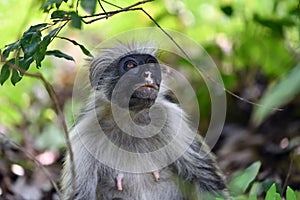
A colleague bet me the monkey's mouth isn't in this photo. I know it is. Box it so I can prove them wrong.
[138,84,159,90]
[132,84,159,100]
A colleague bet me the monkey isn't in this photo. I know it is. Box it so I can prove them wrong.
[61,41,230,200]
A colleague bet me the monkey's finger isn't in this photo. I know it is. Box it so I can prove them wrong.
[116,173,124,191]
[152,171,160,181]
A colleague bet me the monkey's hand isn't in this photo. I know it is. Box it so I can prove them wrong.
[174,140,229,199]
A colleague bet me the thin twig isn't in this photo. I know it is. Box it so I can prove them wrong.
[102,0,122,9]
[97,0,108,19]
[0,132,61,198]
[72,1,283,112]
[5,62,76,200]
[81,0,152,18]
[281,156,294,196]
[138,8,283,112]
[82,8,140,24]
[51,21,69,43]
[51,0,153,23]
[76,0,80,13]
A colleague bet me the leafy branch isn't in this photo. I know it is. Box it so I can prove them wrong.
[0,0,155,199]
[2,61,72,199]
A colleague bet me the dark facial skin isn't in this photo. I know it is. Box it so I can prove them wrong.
[113,54,162,109]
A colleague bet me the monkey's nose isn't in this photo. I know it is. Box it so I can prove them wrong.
[144,71,154,84]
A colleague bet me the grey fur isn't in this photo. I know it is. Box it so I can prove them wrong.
[61,42,229,200]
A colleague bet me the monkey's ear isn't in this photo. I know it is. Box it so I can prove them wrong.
[163,90,179,104]
[160,66,180,104]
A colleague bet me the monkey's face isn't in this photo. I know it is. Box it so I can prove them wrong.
[112,54,162,109]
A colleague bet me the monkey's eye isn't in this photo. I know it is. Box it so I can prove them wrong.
[119,57,139,74]
[125,60,137,69]
[147,58,158,67]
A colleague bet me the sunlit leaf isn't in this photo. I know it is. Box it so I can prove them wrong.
[46,50,74,61]
[57,36,93,57]
[228,161,261,195]
[251,63,300,126]
[80,0,97,14]
[265,184,276,200]
[286,187,296,200]
[265,184,282,200]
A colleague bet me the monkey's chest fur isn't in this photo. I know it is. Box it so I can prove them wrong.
[69,101,226,200]
[95,108,187,199]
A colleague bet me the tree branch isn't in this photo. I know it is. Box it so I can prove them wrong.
[5,62,76,200]
[97,0,108,19]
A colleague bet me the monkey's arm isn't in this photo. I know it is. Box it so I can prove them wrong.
[173,138,229,199]
[61,144,99,200]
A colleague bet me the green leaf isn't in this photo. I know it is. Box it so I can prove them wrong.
[33,44,46,68]
[43,27,60,42]
[51,10,68,19]
[220,5,233,17]
[3,41,20,58]
[0,64,11,85]
[20,23,51,61]
[286,187,296,200]
[42,0,65,11]
[265,184,276,200]
[57,36,93,57]
[33,50,45,68]
[295,191,300,200]
[19,57,34,71]
[33,28,59,68]
[80,0,97,14]
[251,63,300,126]
[275,194,282,200]
[249,182,263,196]
[46,50,74,61]
[228,161,261,195]
[24,23,48,33]
[70,12,82,29]
[2,58,30,86]
[265,184,282,200]
[20,30,42,57]
[248,194,257,200]
[11,69,22,86]
[232,196,248,200]
[254,14,283,37]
